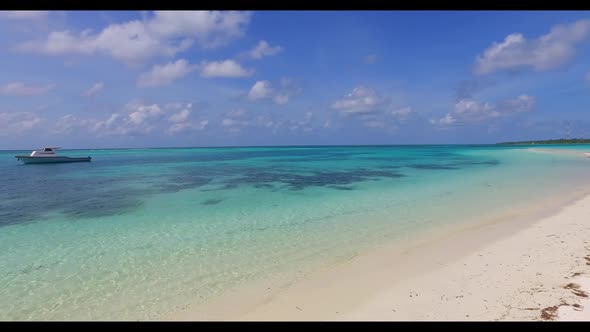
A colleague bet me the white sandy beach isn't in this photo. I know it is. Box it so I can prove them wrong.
[173,188,590,321]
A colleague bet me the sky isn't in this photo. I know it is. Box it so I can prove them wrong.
[1,10,590,149]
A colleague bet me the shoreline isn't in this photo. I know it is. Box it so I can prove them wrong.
[170,186,590,321]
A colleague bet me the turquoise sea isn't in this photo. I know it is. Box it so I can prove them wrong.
[1,145,589,320]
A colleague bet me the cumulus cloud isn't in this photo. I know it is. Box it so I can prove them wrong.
[390,106,414,121]
[331,86,389,114]
[89,102,207,136]
[0,112,42,136]
[54,114,95,134]
[430,114,457,126]
[329,86,418,131]
[498,94,536,113]
[127,104,164,126]
[198,59,253,78]
[138,59,250,83]
[222,118,244,127]
[16,11,252,64]
[247,80,273,100]
[165,102,208,135]
[474,19,590,75]
[17,25,186,65]
[246,40,282,59]
[246,78,299,105]
[219,107,313,135]
[92,103,165,136]
[454,99,496,115]
[282,112,314,133]
[0,82,55,96]
[431,94,536,126]
[168,108,191,123]
[221,111,251,133]
[363,120,385,128]
[138,59,196,87]
[0,11,48,20]
[92,113,126,135]
[82,82,104,97]
[220,108,272,134]
[168,120,208,134]
[273,94,289,105]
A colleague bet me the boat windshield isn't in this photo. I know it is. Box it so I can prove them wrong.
[43,148,53,152]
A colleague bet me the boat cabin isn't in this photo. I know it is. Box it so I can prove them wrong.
[30,147,61,157]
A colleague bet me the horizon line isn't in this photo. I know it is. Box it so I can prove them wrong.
[2,140,585,151]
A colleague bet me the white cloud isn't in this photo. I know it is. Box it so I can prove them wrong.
[286,112,314,132]
[0,11,48,20]
[390,106,414,120]
[474,19,590,75]
[364,54,378,64]
[227,109,247,118]
[54,114,95,134]
[91,102,165,136]
[168,120,208,134]
[220,108,262,134]
[0,112,42,136]
[247,40,282,59]
[498,94,536,113]
[222,118,244,127]
[146,11,252,49]
[17,26,183,64]
[165,102,192,110]
[128,104,163,125]
[329,86,415,131]
[219,108,315,135]
[20,30,95,56]
[432,94,535,126]
[0,82,55,96]
[169,108,191,123]
[82,82,104,97]
[220,116,252,134]
[16,11,252,64]
[246,79,299,105]
[273,94,289,105]
[138,59,196,87]
[331,86,389,114]
[363,120,385,128]
[247,80,273,100]
[454,99,495,115]
[93,113,126,135]
[90,102,207,136]
[198,59,253,78]
[430,114,455,126]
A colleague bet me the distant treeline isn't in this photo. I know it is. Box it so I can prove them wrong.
[497,138,590,145]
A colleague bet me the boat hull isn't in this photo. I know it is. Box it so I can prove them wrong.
[15,156,92,164]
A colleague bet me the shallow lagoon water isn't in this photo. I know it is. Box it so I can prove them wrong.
[1,145,589,320]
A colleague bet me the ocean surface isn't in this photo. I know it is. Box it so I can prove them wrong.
[1,145,589,320]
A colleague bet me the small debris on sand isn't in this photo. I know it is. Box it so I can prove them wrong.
[540,306,559,320]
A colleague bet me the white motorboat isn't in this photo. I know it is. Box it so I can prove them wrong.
[15,147,91,164]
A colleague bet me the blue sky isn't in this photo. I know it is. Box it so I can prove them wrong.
[1,10,590,149]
